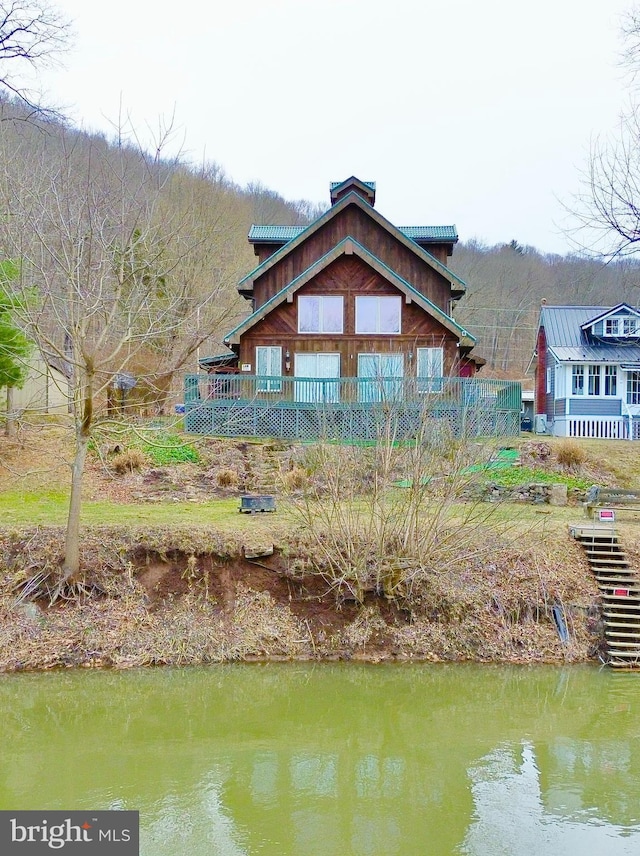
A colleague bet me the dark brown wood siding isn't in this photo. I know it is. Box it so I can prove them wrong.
[253,243,285,264]
[251,204,456,312]
[239,256,460,376]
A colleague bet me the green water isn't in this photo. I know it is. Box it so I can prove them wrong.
[0,663,639,855]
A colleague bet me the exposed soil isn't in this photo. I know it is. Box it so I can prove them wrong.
[0,426,634,671]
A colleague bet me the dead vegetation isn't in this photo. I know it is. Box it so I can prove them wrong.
[0,518,604,671]
[1,426,635,672]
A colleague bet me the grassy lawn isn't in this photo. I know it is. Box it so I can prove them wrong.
[0,490,291,532]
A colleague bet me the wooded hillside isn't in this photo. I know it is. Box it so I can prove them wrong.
[1,97,638,386]
[452,241,640,380]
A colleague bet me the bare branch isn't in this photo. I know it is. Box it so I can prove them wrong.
[0,1,71,116]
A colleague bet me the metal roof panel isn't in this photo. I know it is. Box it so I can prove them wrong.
[248,224,458,243]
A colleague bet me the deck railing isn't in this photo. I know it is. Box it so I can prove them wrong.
[183,374,522,441]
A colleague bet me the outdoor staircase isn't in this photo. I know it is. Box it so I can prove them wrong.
[570,524,640,669]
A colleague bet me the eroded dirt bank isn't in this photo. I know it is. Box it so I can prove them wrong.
[0,525,606,671]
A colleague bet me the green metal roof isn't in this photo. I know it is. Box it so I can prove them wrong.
[329,180,376,191]
[239,191,467,296]
[249,224,458,243]
[398,226,458,241]
[248,225,305,241]
[226,236,475,346]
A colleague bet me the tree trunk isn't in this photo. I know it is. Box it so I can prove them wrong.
[62,433,89,581]
[5,386,16,438]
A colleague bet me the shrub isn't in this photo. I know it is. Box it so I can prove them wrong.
[216,468,239,488]
[281,466,308,491]
[555,439,587,469]
[111,448,147,474]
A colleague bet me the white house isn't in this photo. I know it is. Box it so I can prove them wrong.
[535,303,640,440]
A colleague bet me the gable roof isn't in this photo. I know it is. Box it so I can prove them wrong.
[248,224,458,244]
[225,237,475,347]
[580,302,640,331]
[239,190,466,296]
[540,305,640,363]
[329,177,376,205]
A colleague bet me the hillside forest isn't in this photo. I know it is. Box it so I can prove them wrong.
[1,97,639,397]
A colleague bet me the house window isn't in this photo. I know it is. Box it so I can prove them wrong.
[256,346,282,392]
[357,353,403,402]
[604,365,617,396]
[294,353,340,402]
[355,296,401,334]
[588,365,601,396]
[546,367,552,394]
[298,296,343,333]
[572,365,584,395]
[417,347,443,393]
[628,372,640,405]
[603,315,640,336]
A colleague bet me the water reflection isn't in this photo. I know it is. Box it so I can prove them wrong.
[0,664,638,854]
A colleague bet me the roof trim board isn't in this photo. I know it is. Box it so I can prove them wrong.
[225,237,475,347]
[239,191,467,295]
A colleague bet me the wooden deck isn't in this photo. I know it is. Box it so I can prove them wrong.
[183,374,521,441]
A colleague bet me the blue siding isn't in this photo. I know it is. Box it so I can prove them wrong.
[568,398,622,416]
[554,399,567,416]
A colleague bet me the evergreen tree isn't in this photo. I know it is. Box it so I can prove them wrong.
[0,258,30,389]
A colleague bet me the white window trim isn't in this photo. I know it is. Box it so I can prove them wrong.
[604,365,617,397]
[417,347,444,393]
[297,295,344,334]
[255,346,282,392]
[602,315,640,337]
[355,296,402,334]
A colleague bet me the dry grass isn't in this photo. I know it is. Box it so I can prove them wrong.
[281,466,308,491]
[111,448,147,474]
[216,468,239,488]
[555,439,588,469]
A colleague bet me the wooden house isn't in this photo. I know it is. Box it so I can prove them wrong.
[186,178,520,440]
[535,302,640,439]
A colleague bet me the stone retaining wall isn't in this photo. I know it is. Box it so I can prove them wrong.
[468,482,582,506]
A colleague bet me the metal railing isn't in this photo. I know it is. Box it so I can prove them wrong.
[183,374,522,440]
[185,374,521,407]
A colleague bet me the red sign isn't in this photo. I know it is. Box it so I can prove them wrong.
[614,588,630,597]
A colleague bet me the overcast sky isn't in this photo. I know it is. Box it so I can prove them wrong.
[35,0,634,255]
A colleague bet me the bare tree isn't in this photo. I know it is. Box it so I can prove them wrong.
[0,117,238,583]
[0,1,70,114]
[566,5,640,259]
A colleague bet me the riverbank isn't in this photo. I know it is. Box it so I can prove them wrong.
[4,427,640,671]
[0,521,608,671]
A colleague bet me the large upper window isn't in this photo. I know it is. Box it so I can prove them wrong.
[355,296,401,334]
[298,296,343,333]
